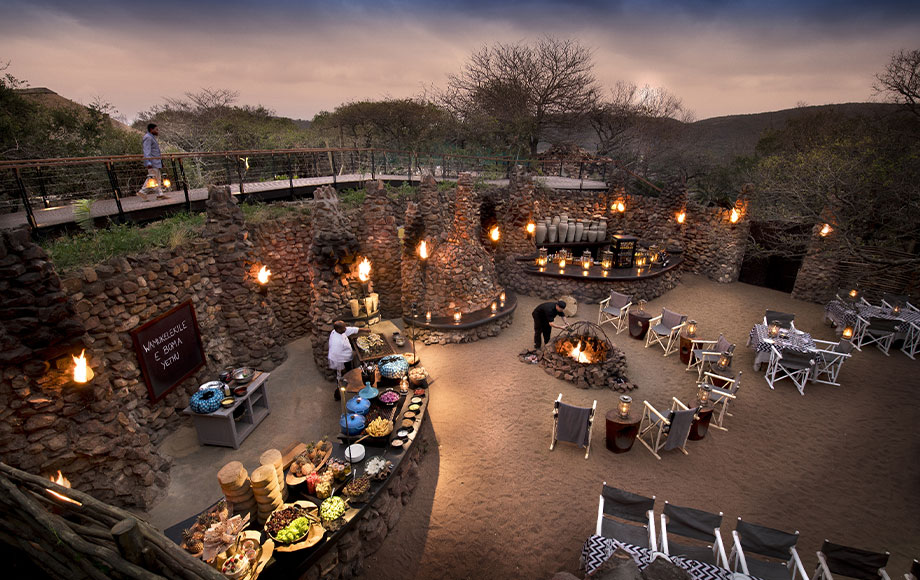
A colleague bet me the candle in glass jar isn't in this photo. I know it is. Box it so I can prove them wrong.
[491,302,497,314]
[425,311,431,323]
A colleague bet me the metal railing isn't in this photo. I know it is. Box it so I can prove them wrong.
[0,147,656,229]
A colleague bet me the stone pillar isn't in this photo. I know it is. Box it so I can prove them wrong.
[495,169,536,257]
[359,181,402,319]
[792,237,840,303]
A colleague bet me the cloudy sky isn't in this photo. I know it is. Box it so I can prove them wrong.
[2,0,918,122]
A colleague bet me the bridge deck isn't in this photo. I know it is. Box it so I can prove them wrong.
[1,173,606,231]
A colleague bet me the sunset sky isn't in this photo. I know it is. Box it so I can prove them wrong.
[2,0,918,122]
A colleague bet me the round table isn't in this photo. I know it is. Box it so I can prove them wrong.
[628,311,653,340]
[605,408,642,453]
[688,405,714,441]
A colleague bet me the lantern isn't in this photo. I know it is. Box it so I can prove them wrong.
[500,291,506,304]
[649,246,660,264]
[729,208,740,224]
[686,320,698,338]
[425,311,432,323]
[559,256,567,270]
[767,323,780,338]
[357,257,371,282]
[676,211,686,224]
[143,176,158,189]
[417,240,429,260]
[613,199,626,213]
[526,222,535,235]
[893,303,902,315]
[162,177,172,189]
[489,226,500,242]
[717,352,731,371]
[581,252,592,271]
[536,247,548,267]
[698,384,712,405]
[842,325,854,339]
[638,299,647,314]
[820,224,833,237]
[601,250,613,270]
[618,395,632,419]
[72,350,94,384]
[848,288,858,299]
[491,302,498,314]
[256,265,271,285]
[454,310,462,323]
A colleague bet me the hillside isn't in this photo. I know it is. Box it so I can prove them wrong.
[15,87,139,134]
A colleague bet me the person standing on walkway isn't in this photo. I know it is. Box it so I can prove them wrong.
[328,320,360,399]
[138,123,166,200]
[532,300,568,350]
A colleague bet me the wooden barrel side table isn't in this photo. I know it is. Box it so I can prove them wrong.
[628,311,653,340]
[605,409,642,453]
[688,405,714,441]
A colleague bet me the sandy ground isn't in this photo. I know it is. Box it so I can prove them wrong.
[150,274,920,579]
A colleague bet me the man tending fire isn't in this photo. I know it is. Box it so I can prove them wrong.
[532,300,568,350]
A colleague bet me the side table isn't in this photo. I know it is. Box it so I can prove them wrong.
[628,311,653,340]
[688,405,714,441]
[679,334,693,364]
[182,372,271,449]
[605,409,641,453]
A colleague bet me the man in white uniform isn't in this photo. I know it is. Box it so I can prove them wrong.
[328,320,359,399]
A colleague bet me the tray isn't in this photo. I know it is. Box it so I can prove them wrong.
[266,501,325,553]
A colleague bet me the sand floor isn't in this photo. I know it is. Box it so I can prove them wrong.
[150,274,920,579]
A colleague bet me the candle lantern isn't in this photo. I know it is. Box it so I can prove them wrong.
[848,288,858,299]
[161,176,172,189]
[842,325,854,340]
[767,323,780,338]
[489,225,500,242]
[618,395,632,419]
[143,176,159,190]
[558,256,567,270]
[638,299,647,314]
[417,240,429,260]
[425,311,432,323]
[601,250,613,270]
[581,252,593,271]
[454,310,462,323]
[716,352,731,371]
[686,320,698,338]
[526,222,535,235]
[613,199,626,213]
[649,246,660,264]
[698,384,712,405]
[893,303,902,315]
[256,265,271,285]
[819,223,833,237]
[537,247,548,267]
[676,211,687,224]
[499,291,506,305]
[491,302,498,314]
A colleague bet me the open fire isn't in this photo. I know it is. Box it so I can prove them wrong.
[47,471,82,506]
[72,349,94,384]
[534,320,634,391]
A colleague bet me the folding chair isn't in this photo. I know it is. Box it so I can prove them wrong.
[550,393,596,459]
[881,293,917,312]
[595,483,657,550]
[645,308,687,356]
[811,339,853,386]
[659,501,729,568]
[686,334,734,379]
[730,517,809,580]
[903,322,920,360]
[765,309,796,329]
[766,345,814,395]
[637,397,698,460]
[814,540,890,580]
[853,316,899,355]
[906,559,919,580]
[700,371,741,431]
[598,290,632,334]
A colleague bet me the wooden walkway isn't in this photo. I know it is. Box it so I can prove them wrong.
[1,173,607,230]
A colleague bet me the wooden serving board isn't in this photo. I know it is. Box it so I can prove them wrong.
[267,501,325,553]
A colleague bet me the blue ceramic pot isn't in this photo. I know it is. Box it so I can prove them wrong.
[340,413,366,436]
[358,384,379,400]
[346,396,371,415]
[190,388,222,414]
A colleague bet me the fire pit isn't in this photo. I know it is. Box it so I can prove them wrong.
[534,321,634,392]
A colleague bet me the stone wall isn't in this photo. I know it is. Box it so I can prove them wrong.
[412,314,515,345]
[792,240,841,304]
[358,181,402,320]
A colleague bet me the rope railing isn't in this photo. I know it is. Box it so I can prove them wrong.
[0,147,659,230]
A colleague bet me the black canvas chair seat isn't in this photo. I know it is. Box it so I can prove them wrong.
[596,484,655,549]
[766,309,796,329]
[745,557,797,580]
[867,317,900,334]
[601,518,652,548]
[667,541,719,565]
[602,484,655,523]
[778,348,814,370]
[820,540,889,580]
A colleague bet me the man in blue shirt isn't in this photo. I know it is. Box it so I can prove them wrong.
[137,123,166,200]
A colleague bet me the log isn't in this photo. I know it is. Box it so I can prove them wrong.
[0,527,85,580]
[112,518,154,568]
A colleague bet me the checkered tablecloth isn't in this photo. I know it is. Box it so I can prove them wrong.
[824,300,920,331]
[748,324,816,354]
[582,535,747,580]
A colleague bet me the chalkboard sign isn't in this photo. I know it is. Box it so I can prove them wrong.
[131,300,206,402]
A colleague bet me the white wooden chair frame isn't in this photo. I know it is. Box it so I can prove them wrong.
[595,481,657,551]
[597,293,632,334]
[550,393,596,459]
[811,339,852,386]
[766,345,812,395]
[901,321,920,360]
[686,335,733,379]
[763,315,797,330]
[904,559,918,580]
[730,524,809,580]
[700,371,740,431]
[852,315,896,355]
[645,314,686,356]
[814,548,891,580]
[637,398,693,460]
[880,297,918,312]
[658,505,730,569]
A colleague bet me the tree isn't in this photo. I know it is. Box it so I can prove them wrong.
[874,48,920,119]
[310,98,457,151]
[440,36,600,157]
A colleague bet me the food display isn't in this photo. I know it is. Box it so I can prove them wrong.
[315,471,334,499]
[265,504,319,544]
[342,475,371,501]
[402,352,418,366]
[403,411,416,420]
[364,456,393,480]
[411,397,422,404]
[413,388,426,397]
[355,333,385,354]
[288,438,332,482]
[378,389,400,405]
[327,458,352,481]
[408,404,420,412]
[400,418,414,428]
[365,416,393,437]
[391,439,404,448]
[232,367,255,384]
[408,366,428,383]
[221,553,251,579]
[181,499,228,555]
[319,497,347,523]
[377,355,409,379]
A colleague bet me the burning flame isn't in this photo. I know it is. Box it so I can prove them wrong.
[820,223,832,237]
[489,226,500,242]
[676,211,686,224]
[842,326,854,339]
[570,342,590,363]
[144,177,158,189]
[849,288,858,298]
[418,240,429,260]
[613,200,626,213]
[453,311,462,323]
[729,208,740,223]
[257,265,271,284]
[47,471,82,506]
[72,350,93,384]
[357,257,371,282]
[526,222,535,234]
[162,178,171,189]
